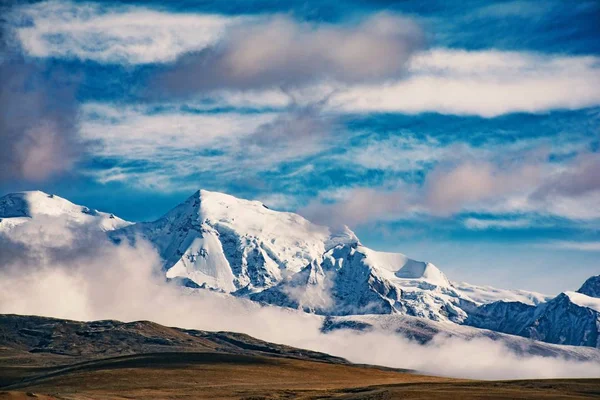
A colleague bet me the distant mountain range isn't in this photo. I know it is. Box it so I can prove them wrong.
[1,189,599,350]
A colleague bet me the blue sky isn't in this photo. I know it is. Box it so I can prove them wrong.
[1,0,599,294]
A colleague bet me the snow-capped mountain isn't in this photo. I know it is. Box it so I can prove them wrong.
[2,188,599,349]
[251,244,406,316]
[452,281,550,306]
[466,287,600,348]
[251,243,470,322]
[0,191,130,232]
[112,190,358,293]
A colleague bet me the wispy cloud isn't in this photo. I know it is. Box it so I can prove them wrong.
[463,217,532,230]
[79,101,342,192]
[546,241,600,252]
[79,103,279,190]
[80,103,276,158]
[10,1,236,64]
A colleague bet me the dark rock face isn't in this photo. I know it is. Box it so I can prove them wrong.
[465,301,536,336]
[464,293,600,348]
[578,275,600,298]
[0,193,31,218]
[525,294,600,348]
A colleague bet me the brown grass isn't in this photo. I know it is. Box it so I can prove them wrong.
[1,352,599,399]
[0,352,452,399]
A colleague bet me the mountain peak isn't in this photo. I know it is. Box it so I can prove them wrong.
[118,189,359,292]
[577,275,600,299]
[0,190,129,231]
[175,189,360,247]
[178,189,288,221]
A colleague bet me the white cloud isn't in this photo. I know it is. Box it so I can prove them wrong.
[81,103,276,158]
[463,217,532,230]
[10,2,424,83]
[9,1,600,117]
[79,102,340,191]
[163,49,600,117]
[11,1,237,64]
[8,3,600,116]
[330,50,600,117]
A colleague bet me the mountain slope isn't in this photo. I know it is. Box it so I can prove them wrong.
[465,289,600,348]
[250,244,404,315]
[578,275,600,298]
[251,243,470,322]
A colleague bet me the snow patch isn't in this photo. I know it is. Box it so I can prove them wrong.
[565,291,600,313]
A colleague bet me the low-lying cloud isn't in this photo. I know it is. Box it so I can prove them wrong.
[1,218,600,380]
